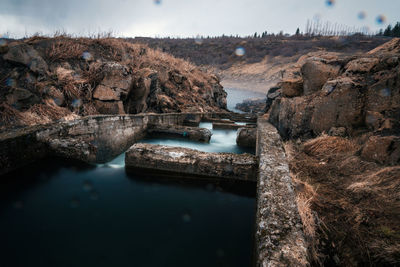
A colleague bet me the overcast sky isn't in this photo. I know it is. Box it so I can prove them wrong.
[1,0,399,38]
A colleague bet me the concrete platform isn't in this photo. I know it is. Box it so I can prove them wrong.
[125,143,257,181]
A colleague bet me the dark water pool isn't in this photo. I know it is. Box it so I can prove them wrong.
[0,88,257,267]
[0,155,256,267]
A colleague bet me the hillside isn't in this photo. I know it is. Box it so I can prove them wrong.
[0,37,227,130]
[131,36,389,92]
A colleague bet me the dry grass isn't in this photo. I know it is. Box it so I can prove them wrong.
[46,39,87,62]
[286,135,400,266]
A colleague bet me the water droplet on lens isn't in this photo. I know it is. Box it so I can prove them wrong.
[153,0,161,5]
[376,15,386,25]
[72,99,82,108]
[0,39,6,47]
[14,200,23,209]
[205,183,215,192]
[358,11,366,20]
[5,78,16,87]
[380,88,391,97]
[235,47,245,56]
[82,51,92,61]
[325,0,335,7]
[83,180,93,191]
[90,191,99,200]
[182,212,191,223]
[53,97,63,106]
[195,35,203,45]
[70,197,80,208]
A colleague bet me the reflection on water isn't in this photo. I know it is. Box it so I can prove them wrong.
[140,122,254,154]
[0,157,256,267]
[225,88,265,113]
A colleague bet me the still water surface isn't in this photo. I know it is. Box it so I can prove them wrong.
[0,88,257,267]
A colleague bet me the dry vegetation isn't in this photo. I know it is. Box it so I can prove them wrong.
[285,135,400,266]
[0,36,226,130]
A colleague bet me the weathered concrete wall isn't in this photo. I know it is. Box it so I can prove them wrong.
[126,143,258,181]
[0,112,253,175]
[0,126,49,176]
[255,118,308,266]
[147,125,212,142]
[37,115,147,163]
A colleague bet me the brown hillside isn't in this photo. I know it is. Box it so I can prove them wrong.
[0,37,227,130]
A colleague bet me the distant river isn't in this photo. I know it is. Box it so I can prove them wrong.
[224,87,266,113]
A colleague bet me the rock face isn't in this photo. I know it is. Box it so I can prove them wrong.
[361,135,400,165]
[125,143,258,181]
[236,127,256,148]
[0,37,227,130]
[235,98,266,113]
[3,43,48,74]
[268,38,400,140]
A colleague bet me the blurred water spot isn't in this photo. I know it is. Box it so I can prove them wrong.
[5,78,16,87]
[53,97,63,106]
[325,0,335,7]
[13,200,23,209]
[195,35,203,45]
[376,15,386,25]
[83,180,93,191]
[0,39,6,47]
[72,99,82,108]
[153,0,161,5]
[358,11,366,20]
[216,249,225,257]
[70,197,80,208]
[380,88,391,97]
[82,51,93,61]
[90,191,99,200]
[235,47,245,56]
[205,183,215,192]
[182,212,191,223]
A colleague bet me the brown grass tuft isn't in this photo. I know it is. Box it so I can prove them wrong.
[302,134,360,158]
[46,39,87,62]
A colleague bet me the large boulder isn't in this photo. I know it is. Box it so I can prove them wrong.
[345,57,379,74]
[361,135,400,165]
[3,43,48,74]
[6,88,41,110]
[279,77,303,97]
[301,58,341,95]
[310,77,364,135]
[265,86,281,112]
[236,127,256,148]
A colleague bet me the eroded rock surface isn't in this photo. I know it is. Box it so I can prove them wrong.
[236,127,256,148]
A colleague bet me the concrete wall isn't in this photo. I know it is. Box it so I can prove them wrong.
[255,118,308,266]
[126,143,258,181]
[0,112,253,175]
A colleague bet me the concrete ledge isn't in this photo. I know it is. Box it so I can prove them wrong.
[125,143,258,181]
[147,125,212,142]
[255,118,308,266]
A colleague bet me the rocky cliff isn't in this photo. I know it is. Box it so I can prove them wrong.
[0,37,227,130]
[267,38,400,142]
[265,38,400,265]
